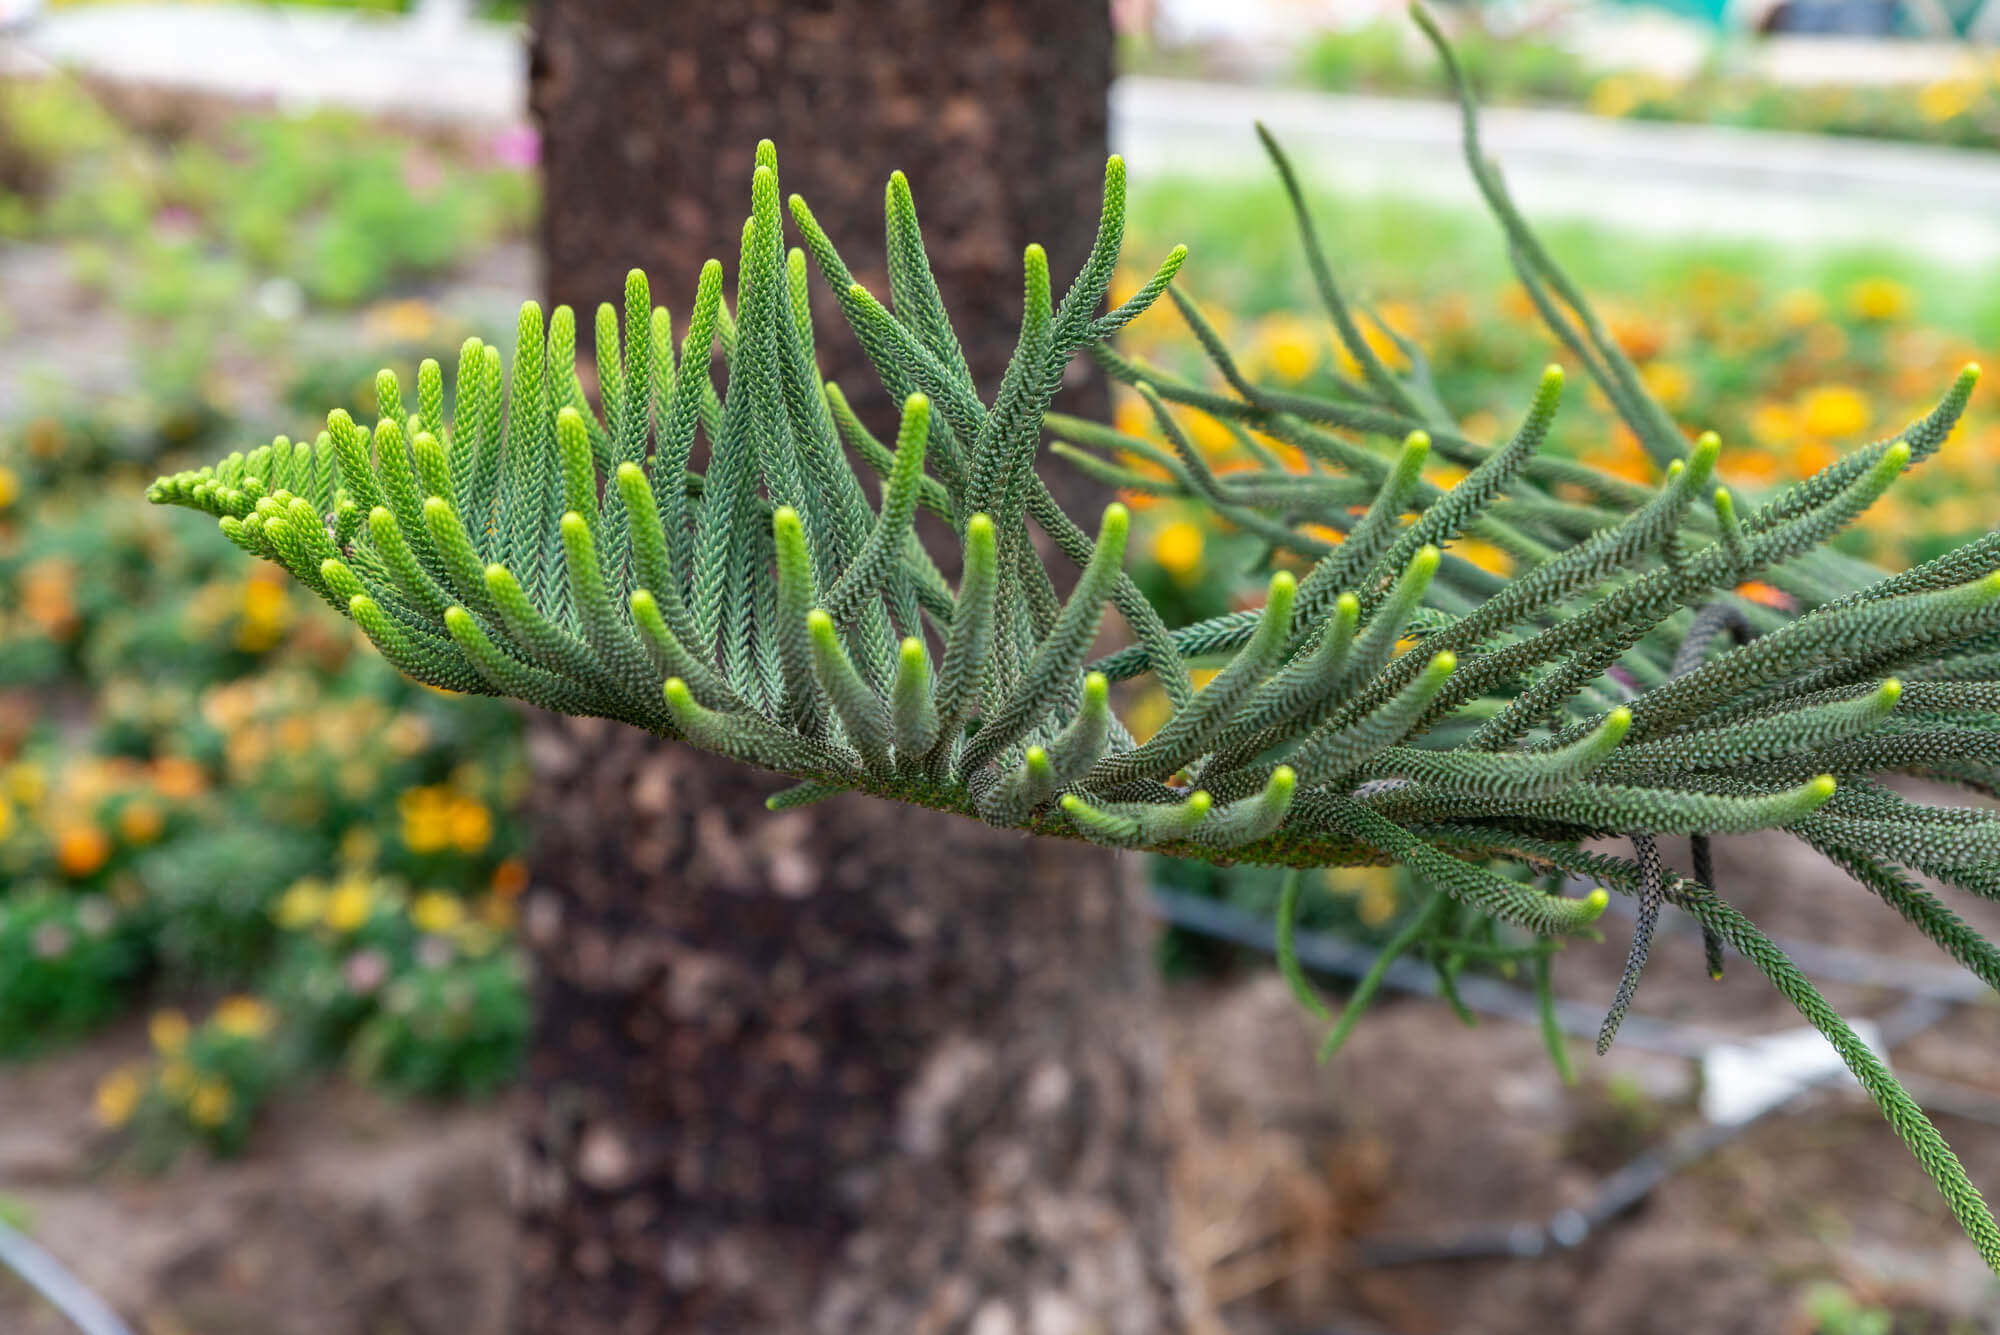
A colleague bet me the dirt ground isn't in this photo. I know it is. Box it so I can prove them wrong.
[5,829,2000,1334]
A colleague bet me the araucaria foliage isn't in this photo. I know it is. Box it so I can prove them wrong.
[152,12,2000,1266]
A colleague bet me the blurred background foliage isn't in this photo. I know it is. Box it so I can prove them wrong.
[1283,17,2000,147]
[7,4,2000,1169]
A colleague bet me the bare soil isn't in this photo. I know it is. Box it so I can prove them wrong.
[1167,825,2000,1335]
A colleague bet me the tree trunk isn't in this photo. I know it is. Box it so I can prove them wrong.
[519,4,1191,1331]
[512,726,1184,1333]
[528,0,1117,409]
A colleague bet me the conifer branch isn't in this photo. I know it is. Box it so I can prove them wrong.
[147,48,2000,1260]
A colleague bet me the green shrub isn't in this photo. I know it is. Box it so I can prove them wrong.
[0,889,146,1056]
[96,997,286,1161]
[266,874,526,1097]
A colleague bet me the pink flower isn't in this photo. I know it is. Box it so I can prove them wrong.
[344,948,389,995]
[487,124,539,171]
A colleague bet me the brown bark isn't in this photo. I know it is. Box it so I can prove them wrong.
[519,3,1190,1332]
[528,0,1117,417]
[512,728,1184,1333]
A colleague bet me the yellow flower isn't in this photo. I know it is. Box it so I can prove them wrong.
[188,1079,233,1129]
[1359,878,1400,928]
[1450,538,1514,577]
[399,786,453,854]
[1328,867,1402,927]
[1798,385,1869,439]
[1187,412,1236,456]
[94,1066,143,1128]
[1639,361,1691,411]
[56,825,111,879]
[1112,396,1153,440]
[5,762,47,808]
[1750,402,1799,448]
[1777,288,1826,329]
[448,798,493,854]
[0,464,19,511]
[1123,686,1171,745]
[150,1009,190,1055]
[410,891,466,936]
[117,800,165,847]
[323,877,376,933]
[366,297,441,345]
[0,797,12,843]
[212,995,275,1040]
[1918,78,1978,123]
[1846,277,1912,324]
[1252,314,1319,383]
[235,575,290,653]
[1587,74,1641,119]
[1150,520,1204,582]
[159,1060,196,1101]
[274,879,328,930]
[1427,462,1470,493]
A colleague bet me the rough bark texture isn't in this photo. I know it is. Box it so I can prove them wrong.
[529,0,1118,420]
[512,730,1185,1333]
[521,4,1190,1332]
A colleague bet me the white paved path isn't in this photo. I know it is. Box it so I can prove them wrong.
[1114,78,2000,265]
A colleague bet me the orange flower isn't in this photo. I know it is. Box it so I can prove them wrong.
[1788,439,1838,479]
[56,825,111,878]
[20,559,78,640]
[1609,311,1665,363]
[490,857,530,900]
[448,798,493,854]
[152,756,207,800]
[1727,451,1782,485]
[1736,580,1789,610]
